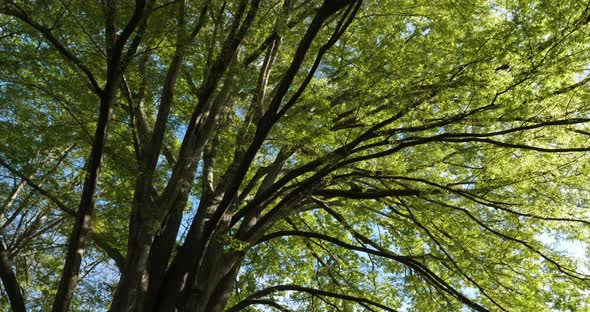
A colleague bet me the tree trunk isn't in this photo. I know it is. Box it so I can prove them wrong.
[177,243,244,312]
[52,90,115,312]
[0,239,26,312]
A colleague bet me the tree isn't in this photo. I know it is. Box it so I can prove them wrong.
[1,0,590,311]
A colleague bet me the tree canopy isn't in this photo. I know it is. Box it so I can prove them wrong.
[1,0,590,311]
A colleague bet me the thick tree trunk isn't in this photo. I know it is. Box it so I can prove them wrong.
[175,243,244,312]
[182,266,242,312]
[115,2,353,311]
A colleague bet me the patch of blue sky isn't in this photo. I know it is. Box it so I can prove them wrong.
[489,1,514,21]
[400,21,416,39]
[537,230,589,274]
[574,64,590,82]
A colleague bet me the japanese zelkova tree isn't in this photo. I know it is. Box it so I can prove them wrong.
[2,0,590,311]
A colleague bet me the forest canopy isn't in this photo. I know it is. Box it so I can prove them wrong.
[1,0,590,311]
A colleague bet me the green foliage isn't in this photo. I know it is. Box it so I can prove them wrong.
[1,0,590,311]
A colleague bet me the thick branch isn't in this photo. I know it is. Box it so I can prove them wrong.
[215,0,359,245]
[0,238,26,312]
[255,230,489,311]
[227,284,396,312]
[311,188,421,199]
[226,299,294,312]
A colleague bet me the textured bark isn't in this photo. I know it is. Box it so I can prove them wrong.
[174,236,244,312]
[140,172,194,312]
[200,256,243,312]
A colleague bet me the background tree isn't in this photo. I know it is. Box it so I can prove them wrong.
[1,0,590,311]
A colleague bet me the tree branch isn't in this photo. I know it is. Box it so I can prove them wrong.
[226,299,294,312]
[0,238,26,312]
[311,188,421,199]
[226,284,397,312]
[0,2,102,94]
[0,157,125,271]
[255,230,489,311]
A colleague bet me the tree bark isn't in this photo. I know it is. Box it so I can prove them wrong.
[51,90,116,312]
[51,0,149,305]
[0,238,26,312]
